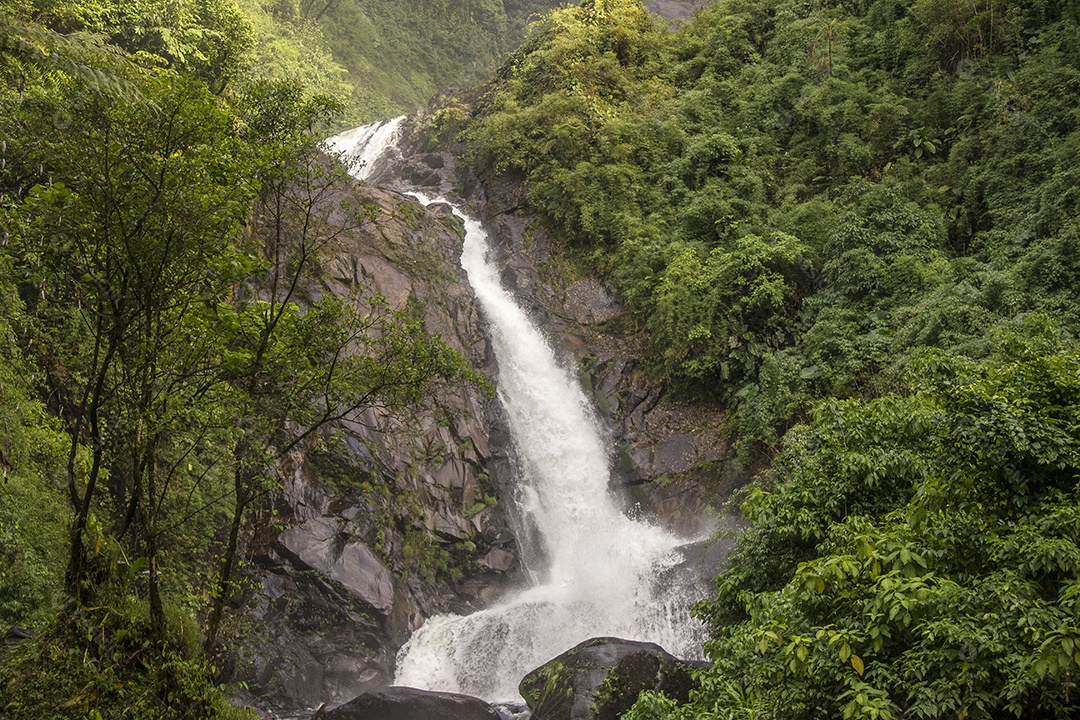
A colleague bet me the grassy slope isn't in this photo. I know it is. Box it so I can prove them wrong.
[238,0,567,129]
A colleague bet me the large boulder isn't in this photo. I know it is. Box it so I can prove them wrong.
[519,637,704,720]
[276,516,396,614]
[321,686,502,720]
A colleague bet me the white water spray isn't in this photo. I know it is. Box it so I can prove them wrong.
[330,120,705,702]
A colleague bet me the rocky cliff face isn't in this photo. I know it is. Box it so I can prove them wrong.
[228,182,523,715]
[378,114,747,542]
[643,0,705,23]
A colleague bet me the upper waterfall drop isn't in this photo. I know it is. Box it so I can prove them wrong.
[328,119,706,702]
[325,116,406,182]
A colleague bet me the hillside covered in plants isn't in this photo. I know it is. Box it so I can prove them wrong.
[237,0,567,127]
[442,0,1080,717]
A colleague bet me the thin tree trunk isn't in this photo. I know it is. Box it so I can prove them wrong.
[145,458,166,642]
[204,443,251,654]
[65,337,118,603]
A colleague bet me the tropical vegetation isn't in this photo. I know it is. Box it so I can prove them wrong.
[3,0,1080,717]
[445,0,1080,717]
[236,0,567,128]
[0,0,482,716]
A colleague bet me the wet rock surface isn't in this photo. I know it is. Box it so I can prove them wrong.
[519,637,705,720]
[277,517,396,614]
[321,686,503,720]
[382,113,749,543]
[234,109,745,717]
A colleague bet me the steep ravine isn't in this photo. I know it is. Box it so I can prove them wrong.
[375,113,748,540]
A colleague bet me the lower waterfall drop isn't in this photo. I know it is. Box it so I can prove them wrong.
[328,121,706,702]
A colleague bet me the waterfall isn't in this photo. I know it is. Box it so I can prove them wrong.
[328,120,706,702]
[325,116,406,182]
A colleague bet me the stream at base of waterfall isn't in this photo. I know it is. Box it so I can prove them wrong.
[326,119,706,703]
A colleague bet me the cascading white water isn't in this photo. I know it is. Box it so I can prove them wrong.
[325,116,406,181]
[328,120,705,702]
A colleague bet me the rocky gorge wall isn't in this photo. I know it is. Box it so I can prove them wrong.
[378,114,748,540]
[227,180,524,715]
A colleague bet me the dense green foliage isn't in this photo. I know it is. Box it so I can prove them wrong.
[456,0,1080,717]
[0,1,476,716]
[0,267,70,632]
[627,329,1080,719]
[465,0,1080,453]
[2,0,566,128]
[4,0,1080,716]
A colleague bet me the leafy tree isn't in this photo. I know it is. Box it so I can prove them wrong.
[202,79,476,653]
[2,35,246,717]
[9,72,258,634]
[2,11,478,715]
[648,233,812,395]
[0,255,69,632]
[20,0,253,90]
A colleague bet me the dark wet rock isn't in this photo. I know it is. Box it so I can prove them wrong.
[562,279,623,326]
[660,534,743,596]
[519,637,705,720]
[228,561,395,710]
[640,434,696,476]
[4,626,32,645]
[479,547,516,572]
[322,686,502,720]
[493,701,533,720]
[422,152,446,169]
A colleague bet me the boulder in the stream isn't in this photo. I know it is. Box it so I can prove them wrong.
[519,637,704,720]
[321,686,502,720]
